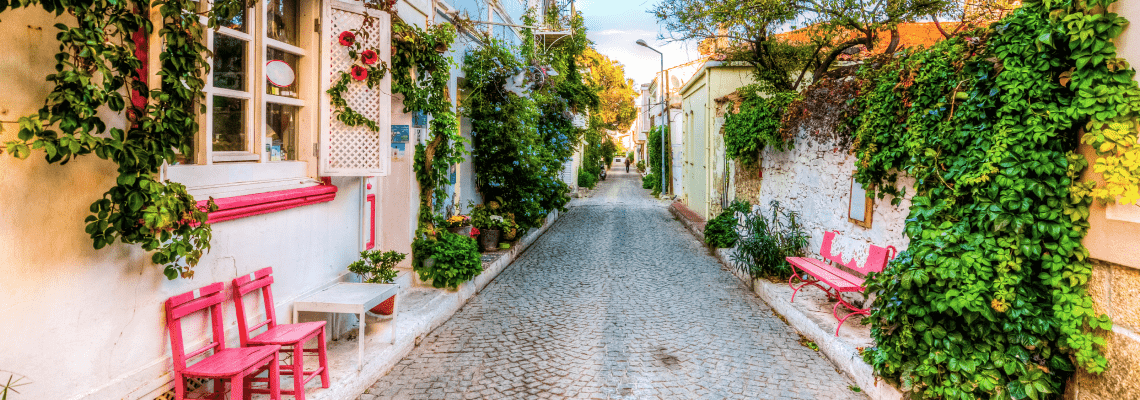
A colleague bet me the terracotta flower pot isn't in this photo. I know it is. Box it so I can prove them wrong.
[369,295,396,315]
[479,229,501,252]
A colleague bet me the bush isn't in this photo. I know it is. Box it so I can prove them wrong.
[636,160,646,173]
[730,200,808,279]
[412,231,483,289]
[577,167,598,188]
[703,200,752,248]
[641,173,657,189]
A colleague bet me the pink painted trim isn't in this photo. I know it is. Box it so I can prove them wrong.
[365,194,376,249]
[197,185,338,224]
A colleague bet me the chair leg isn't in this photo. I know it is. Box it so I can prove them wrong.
[293,343,306,400]
[269,353,282,400]
[173,373,186,400]
[231,376,244,400]
[318,329,330,388]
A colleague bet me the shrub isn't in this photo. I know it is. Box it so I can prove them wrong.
[636,160,646,173]
[731,200,808,279]
[703,200,753,248]
[412,231,483,289]
[577,167,598,188]
[641,173,657,189]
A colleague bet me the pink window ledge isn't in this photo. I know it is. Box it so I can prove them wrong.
[196,183,338,224]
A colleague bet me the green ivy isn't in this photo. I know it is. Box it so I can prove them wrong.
[723,86,798,166]
[646,126,670,195]
[1,0,252,279]
[852,1,1115,397]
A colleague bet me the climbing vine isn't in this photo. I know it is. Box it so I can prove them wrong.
[0,0,252,279]
[722,86,798,166]
[390,20,460,232]
[849,0,1123,397]
[1063,0,1140,205]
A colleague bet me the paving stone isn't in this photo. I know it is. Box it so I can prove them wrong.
[359,169,865,400]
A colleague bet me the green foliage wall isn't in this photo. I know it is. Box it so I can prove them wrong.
[723,87,798,166]
[647,126,670,194]
[849,0,1129,397]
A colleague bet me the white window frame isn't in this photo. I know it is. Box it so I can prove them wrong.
[161,0,322,198]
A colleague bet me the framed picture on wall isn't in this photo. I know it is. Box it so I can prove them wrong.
[849,177,873,228]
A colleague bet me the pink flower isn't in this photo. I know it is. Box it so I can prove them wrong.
[338,31,356,46]
[361,49,378,65]
[351,65,368,81]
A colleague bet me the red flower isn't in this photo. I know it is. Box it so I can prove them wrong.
[361,49,378,65]
[351,65,368,81]
[338,31,356,46]
[469,227,480,238]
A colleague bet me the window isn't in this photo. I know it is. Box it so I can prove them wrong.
[181,0,311,165]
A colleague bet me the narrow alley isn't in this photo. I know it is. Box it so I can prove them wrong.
[358,166,865,399]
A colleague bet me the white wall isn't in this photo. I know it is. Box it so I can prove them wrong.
[0,8,377,400]
[755,126,913,264]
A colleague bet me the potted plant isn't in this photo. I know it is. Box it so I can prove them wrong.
[500,212,520,242]
[347,249,406,315]
[446,214,473,236]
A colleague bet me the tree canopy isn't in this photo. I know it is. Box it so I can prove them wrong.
[652,0,997,91]
[579,48,637,132]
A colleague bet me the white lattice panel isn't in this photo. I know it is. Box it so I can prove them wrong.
[321,2,391,176]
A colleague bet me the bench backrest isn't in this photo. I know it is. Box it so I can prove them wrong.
[854,244,897,275]
[819,230,842,264]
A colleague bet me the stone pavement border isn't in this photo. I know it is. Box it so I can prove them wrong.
[307,210,562,400]
[670,203,903,400]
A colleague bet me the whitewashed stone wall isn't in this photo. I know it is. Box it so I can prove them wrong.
[751,127,914,267]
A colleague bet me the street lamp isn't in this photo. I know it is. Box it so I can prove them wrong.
[636,39,668,194]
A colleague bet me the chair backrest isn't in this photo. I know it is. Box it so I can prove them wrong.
[820,231,848,266]
[232,267,278,347]
[855,244,897,275]
[165,282,226,372]
[820,232,839,263]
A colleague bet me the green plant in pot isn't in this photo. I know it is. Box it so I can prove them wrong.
[470,201,511,251]
[348,249,406,315]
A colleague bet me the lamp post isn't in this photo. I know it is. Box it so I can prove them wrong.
[636,39,667,194]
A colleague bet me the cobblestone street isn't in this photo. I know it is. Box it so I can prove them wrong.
[359,167,866,400]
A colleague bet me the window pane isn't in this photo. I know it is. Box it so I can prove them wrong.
[219,5,248,32]
[267,0,299,45]
[266,48,300,98]
[212,96,247,152]
[266,103,298,161]
[213,34,247,91]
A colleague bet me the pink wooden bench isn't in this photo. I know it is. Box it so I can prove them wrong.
[786,231,896,335]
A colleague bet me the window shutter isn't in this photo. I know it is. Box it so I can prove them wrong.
[320,1,392,176]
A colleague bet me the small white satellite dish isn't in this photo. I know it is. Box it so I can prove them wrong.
[266,60,295,87]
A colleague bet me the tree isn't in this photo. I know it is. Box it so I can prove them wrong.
[579,48,637,131]
[653,0,956,91]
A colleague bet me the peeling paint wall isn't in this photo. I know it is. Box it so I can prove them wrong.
[752,126,912,265]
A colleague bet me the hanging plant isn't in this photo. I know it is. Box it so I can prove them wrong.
[326,15,390,132]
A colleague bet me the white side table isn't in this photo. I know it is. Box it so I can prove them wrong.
[292,282,399,370]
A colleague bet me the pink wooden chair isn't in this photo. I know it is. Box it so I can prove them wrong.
[233,268,330,400]
[165,282,281,400]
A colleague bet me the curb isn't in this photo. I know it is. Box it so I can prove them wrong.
[674,210,901,400]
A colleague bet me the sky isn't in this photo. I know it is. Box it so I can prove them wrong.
[574,0,704,88]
